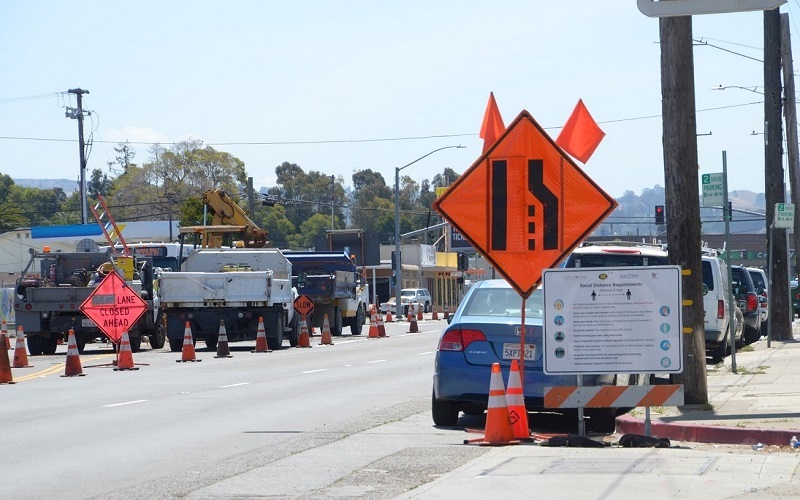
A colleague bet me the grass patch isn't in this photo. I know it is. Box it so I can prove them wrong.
[735,365,768,375]
[738,345,755,353]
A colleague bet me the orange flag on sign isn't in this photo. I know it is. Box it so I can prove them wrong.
[555,99,605,163]
[480,92,505,153]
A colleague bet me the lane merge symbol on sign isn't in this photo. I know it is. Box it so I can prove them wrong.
[433,110,618,297]
[80,271,148,343]
[294,295,314,317]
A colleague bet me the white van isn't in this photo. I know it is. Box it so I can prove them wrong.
[702,251,743,361]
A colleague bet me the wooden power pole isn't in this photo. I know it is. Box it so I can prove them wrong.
[766,9,792,340]
[782,14,800,322]
[659,15,708,403]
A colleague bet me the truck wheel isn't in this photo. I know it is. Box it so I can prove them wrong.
[168,338,183,352]
[129,335,142,353]
[288,315,299,347]
[150,326,166,349]
[350,306,365,335]
[27,335,43,356]
[331,308,343,336]
[41,335,58,355]
[268,314,284,351]
[77,338,87,354]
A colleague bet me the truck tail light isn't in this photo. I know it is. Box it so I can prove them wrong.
[717,300,725,320]
[438,328,486,351]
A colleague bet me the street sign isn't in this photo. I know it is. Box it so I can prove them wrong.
[433,110,618,297]
[701,172,724,207]
[294,294,314,316]
[775,203,795,229]
[80,271,148,343]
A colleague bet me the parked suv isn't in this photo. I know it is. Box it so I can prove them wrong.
[730,264,762,344]
[381,288,432,315]
[702,253,743,361]
[747,267,768,336]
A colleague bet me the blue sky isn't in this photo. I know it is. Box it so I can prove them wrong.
[0,1,793,198]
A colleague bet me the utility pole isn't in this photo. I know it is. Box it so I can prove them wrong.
[330,175,335,230]
[765,9,791,340]
[659,14,708,403]
[66,88,90,224]
[160,192,176,242]
[781,14,800,307]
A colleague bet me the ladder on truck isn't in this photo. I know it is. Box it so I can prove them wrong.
[90,194,131,255]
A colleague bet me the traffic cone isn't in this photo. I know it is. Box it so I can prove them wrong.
[62,329,85,377]
[417,303,423,321]
[320,314,333,345]
[12,327,32,368]
[1,320,9,350]
[0,331,14,384]
[297,316,311,348]
[114,331,139,371]
[408,309,419,333]
[368,307,379,338]
[506,360,532,441]
[177,322,202,362]
[376,308,388,338]
[444,304,450,320]
[432,304,439,321]
[215,320,233,358]
[464,363,519,446]
[252,316,271,353]
[385,308,393,323]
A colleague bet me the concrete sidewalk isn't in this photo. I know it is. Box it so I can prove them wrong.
[616,324,800,447]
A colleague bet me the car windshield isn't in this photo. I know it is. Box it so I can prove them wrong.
[401,290,420,298]
[463,287,543,319]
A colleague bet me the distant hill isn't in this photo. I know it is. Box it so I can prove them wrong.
[14,178,78,193]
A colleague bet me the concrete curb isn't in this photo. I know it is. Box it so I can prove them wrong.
[616,414,798,447]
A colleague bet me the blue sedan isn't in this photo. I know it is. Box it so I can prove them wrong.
[432,279,618,432]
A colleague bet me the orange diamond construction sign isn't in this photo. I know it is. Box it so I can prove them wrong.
[433,110,618,298]
[80,271,148,343]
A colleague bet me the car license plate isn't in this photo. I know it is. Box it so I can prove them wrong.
[82,319,96,328]
[502,343,536,360]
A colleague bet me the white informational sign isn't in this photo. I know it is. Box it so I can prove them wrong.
[542,266,683,375]
[701,172,724,207]
[775,203,795,229]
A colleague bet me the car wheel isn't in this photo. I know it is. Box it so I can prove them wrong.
[168,338,183,353]
[424,301,430,313]
[431,390,460,426]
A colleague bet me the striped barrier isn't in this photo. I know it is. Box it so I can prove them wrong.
[544,384,684,409]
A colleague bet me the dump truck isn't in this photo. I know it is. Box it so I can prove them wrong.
[283,251,368,336]
[158,234,297,352]
[13,249,162,354]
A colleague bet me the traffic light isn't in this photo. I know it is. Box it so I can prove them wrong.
[391,250,400,269]
[655,205,665,225]
[727,201,733,221]
[457,252,469,271]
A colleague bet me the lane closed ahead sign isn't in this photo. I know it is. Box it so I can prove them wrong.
[80,271,148,343]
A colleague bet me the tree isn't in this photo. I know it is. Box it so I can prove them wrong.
[87,168,112,198]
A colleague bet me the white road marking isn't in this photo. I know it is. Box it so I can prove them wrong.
[417,351,434,355]
[218,382,250,388]
[103,400,147,408]
[302,369,329,374]
[367,359,387,364]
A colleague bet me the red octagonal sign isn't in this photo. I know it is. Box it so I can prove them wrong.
[80,271,148,343]
[434,110,618,298]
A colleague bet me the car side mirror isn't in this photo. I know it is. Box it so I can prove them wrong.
[447,316,454,324]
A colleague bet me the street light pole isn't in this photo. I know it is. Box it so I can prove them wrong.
[394,145,464,318]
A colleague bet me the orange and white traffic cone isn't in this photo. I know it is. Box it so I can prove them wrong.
[12,327,32,368]
[320,314,333,345]
[506,360,531,441]
[215,320,233,358]
[0,331,14,384]
[384,308,393,323]
[1,320,9,350]
[376,308,387,338]
[408,309,419,333]
[432,304,439,321]
[417,303,423,321]
[62,329,85,377]
[464,363,519,446]
[114,331,139,371]
[252,316,270,353]
[297,316,311,348]
[444,304,450,321]
[368,307,379,338]
[177,322,202,362]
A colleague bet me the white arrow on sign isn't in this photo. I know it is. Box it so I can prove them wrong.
[638,0,785,17]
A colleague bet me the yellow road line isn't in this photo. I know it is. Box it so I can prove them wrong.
[13,354,114,382]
